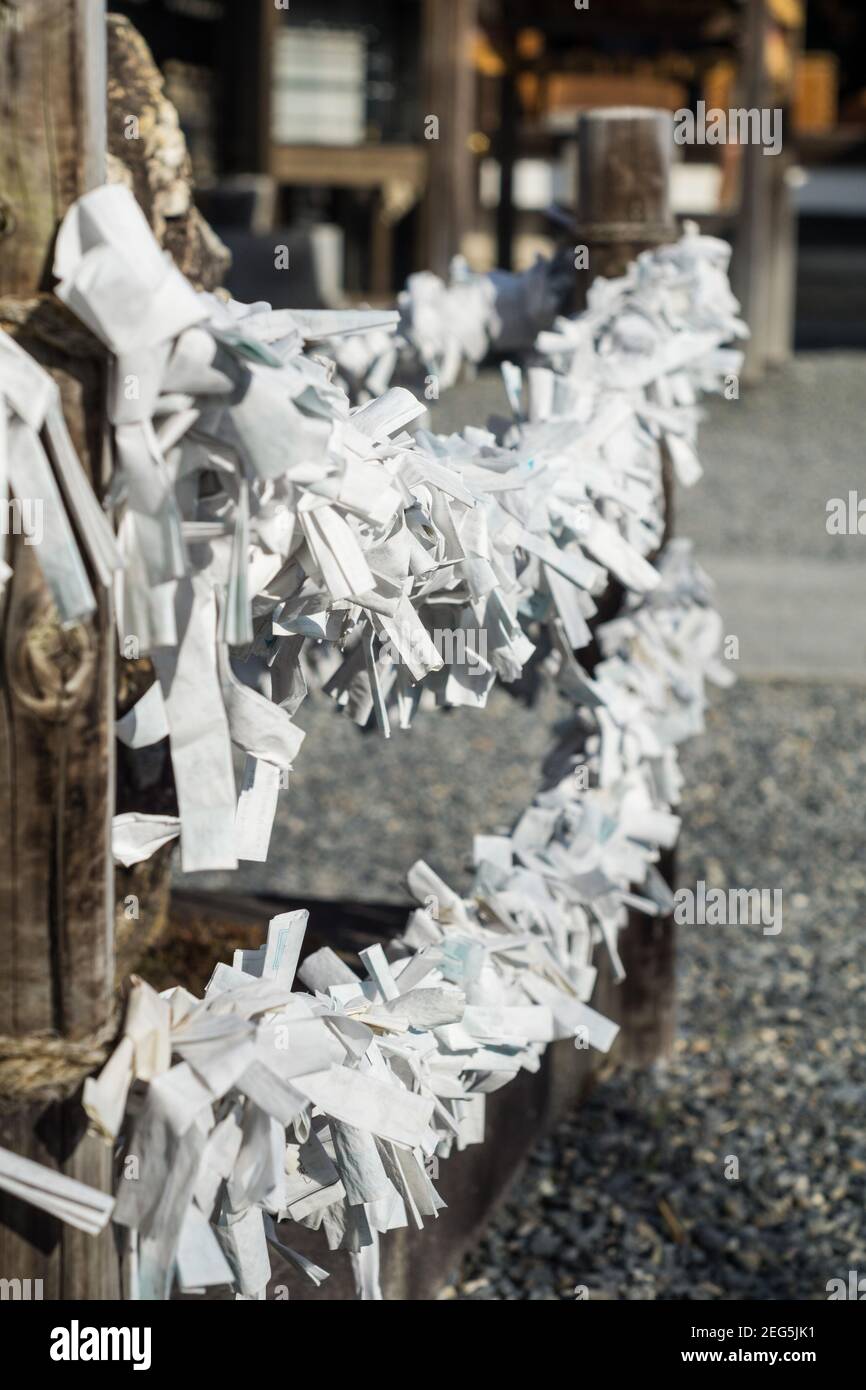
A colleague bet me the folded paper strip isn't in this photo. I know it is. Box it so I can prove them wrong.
[0,186,744,1298]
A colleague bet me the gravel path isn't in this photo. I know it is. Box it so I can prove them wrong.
[443,680,866,1300]
[175,681,566,903]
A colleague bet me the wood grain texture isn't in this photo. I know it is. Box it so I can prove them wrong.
[0,0,120,1298]
[0,1,99,297]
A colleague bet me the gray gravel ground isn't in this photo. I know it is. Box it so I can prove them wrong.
[175,681,566,902]
[443,680,866,1300]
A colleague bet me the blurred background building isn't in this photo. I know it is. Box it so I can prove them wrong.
[113,0,866,351]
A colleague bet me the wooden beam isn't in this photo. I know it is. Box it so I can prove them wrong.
[0,0,119,1298]
[269,143,427,191]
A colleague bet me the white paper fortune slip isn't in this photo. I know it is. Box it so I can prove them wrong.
[0,1146,114,1236]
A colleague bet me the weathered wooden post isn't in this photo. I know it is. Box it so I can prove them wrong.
[574,107,677,300]
[576,107,678,1065]
[0,0,120,1296]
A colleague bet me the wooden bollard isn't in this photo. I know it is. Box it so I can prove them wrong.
[577,108,678,1066]
[575,106,677,296]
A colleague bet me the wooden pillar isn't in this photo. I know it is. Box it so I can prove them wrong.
[421,0,478,280]
[0,0,119,1297]
[576,107,678,1066]
[766,2,805,370]
[734,0,774,382]
[735,0,806,377]
[370,192,399,302]
[495,36,518,273]
[765,157,798,369]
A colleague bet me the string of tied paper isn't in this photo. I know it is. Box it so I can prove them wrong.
[0,183,744,1297]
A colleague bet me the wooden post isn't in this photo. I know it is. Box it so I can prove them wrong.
[421,0,478,280]
[0,0,119,1297]
[574,106,677,301]
[576,107,678,1065]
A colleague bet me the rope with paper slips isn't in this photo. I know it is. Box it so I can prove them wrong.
[0,188,744,1297]
[0,231,622,1103]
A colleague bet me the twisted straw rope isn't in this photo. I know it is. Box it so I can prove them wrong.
[0,1016,119,1110]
